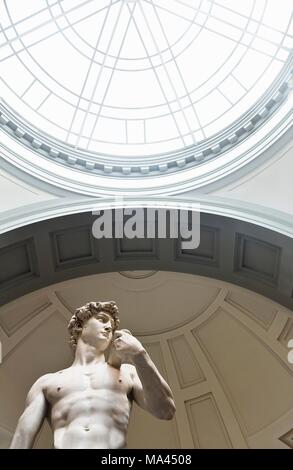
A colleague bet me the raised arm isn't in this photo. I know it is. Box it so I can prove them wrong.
[10,375,49,449]
[113,331,176,420]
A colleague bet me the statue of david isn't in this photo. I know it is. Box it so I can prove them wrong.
[10,301,176,449]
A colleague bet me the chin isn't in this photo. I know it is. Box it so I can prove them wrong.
[96,337,111,348]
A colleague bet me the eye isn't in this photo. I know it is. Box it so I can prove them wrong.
[97,315,111,325]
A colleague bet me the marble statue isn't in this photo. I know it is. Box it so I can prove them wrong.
[10,301,176,449]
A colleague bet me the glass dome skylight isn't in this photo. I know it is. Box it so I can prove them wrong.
[0,0,292,158]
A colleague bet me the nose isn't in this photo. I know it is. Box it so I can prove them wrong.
[104,325,112,333]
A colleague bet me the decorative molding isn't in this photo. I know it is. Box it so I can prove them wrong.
[183,329,248,448]
[223,301,293,377]
[193,307,293,436]
[114,237,159,260]
[185,393,232,449]
[176,226,219,267]
[50,225,99,270]
[234,233,281,286]
[2,194,293,244]
[1,304,56,360]
[0,238,39,291]
[167,335,205,389]
[53,291,75,315]
[118,271,157,279]
[0,295,51,337]
[159,338,194,448]
[279,428,293,448]
[278,319,293,347]
[225,290,277,331]
[1,211,293,311]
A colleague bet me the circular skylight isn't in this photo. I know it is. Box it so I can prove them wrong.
[0,0,292,157]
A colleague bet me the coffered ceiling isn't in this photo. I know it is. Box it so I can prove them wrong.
[1,211,293,310]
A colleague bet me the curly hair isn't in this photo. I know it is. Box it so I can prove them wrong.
[68,301,120,349]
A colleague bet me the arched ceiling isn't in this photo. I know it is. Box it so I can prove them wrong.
[1,210,293,311]
[0,271,292,448]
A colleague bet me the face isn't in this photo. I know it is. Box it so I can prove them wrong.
[80,312,114,351]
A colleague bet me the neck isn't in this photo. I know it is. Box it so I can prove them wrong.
[72,339,106,367]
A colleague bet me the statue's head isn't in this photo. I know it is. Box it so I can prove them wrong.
[68,301,120,350]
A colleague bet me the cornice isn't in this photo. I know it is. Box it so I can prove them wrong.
[1,194,293,239]
[0,100,292,197]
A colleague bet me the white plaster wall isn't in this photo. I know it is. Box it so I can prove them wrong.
[0,166,58,212]
[210,140,293,216]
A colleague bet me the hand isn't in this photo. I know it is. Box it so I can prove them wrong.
[112,329,145,363]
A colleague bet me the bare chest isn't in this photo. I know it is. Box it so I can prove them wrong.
[45,365,132,405]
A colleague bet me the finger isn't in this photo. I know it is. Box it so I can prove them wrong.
[113,329,132,339]
[120,328,132,336]
[113,338,122,347]
[113,331,123,339]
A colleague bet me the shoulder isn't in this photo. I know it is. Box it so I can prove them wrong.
[120,363,137,376]
[24,373,54,405]
[120,364,138,381]
[29,372,56,392]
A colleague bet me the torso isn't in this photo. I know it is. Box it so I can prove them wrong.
[43,363,134,449]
